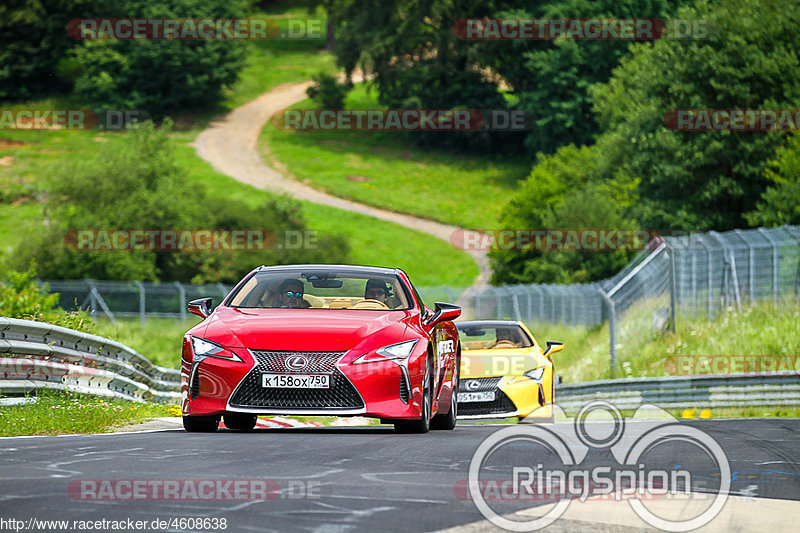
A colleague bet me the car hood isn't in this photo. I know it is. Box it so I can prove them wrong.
[460,347,546,378]
[199,307,413,352]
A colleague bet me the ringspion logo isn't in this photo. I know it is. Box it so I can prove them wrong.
[466,402,730,531]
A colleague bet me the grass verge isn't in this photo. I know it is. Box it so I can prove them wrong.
[172,136,479,286]
[0,391,179,437]
[260,83,530,230]
[528,300,800,383]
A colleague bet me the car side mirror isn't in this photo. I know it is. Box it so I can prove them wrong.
[543,341,564,357]
[423,302,461,328]
[188,298,212,319]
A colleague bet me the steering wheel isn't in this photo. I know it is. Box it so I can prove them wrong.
[491,340,517,349]
[352,298,390,310]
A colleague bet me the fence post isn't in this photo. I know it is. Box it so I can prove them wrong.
[758,228,780,305]
[134,281,146,328]
[598,287,616,378]
[665,240,677,332]
[85,279,116,325]
[697,238,713,319]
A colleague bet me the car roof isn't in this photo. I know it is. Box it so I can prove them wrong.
[455,320,523,328]
[255,264,402,276]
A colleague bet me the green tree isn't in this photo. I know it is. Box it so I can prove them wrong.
[0,0,97,100]
[70,0,248,116]
[489,137,642,284]
[747,131,800,226]
[478,0,690,155]
[591,0,800,231]
[328,0,517,153]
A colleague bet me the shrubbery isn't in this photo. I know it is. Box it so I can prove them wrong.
[10,121,350,284]
[2,0,247,115]
[307,72,351,109]
[0,263,94,332]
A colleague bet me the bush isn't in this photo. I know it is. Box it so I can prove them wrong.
[10,121,350,284]
[307,72,351,109]
[0,263,94,332]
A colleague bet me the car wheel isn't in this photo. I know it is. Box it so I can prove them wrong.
[223,413,258,431]
[395,362,431,434]
[431,359,458,430]
[183,415,219,433]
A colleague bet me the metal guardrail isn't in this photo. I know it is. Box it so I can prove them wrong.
[556,372,800,411]
[0,317,180,403]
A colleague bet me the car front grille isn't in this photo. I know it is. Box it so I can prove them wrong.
[229,350,364,410]
[458,376,517,416]
[459,376,502,392]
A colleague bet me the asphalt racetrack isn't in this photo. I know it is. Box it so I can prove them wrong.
[0,419,798,532]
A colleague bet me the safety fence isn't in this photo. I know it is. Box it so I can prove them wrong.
[0,317,180,403]
[555,372,800,412]
[29,225,800,377]
[467,225,800,375]
[38,279,470,327]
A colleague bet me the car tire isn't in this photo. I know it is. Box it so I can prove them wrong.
[431,357,458,431]
[395,361,432,434]
[223,413,258,431]
[183,415,219,433]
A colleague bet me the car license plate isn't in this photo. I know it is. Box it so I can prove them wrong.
[458,391,495,403]
[262,374,329,389]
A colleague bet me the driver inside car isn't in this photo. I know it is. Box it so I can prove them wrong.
[272,279,311,309]
[493,328,521,348]
[364,279,391,307]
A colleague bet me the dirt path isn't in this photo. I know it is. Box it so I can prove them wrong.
[193,81,489,287]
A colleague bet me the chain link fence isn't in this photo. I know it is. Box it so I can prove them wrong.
[465,225,800,375]
[37,225,799,375]
[40,278,471,326]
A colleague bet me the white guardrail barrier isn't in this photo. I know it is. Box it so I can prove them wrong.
[556,372,800,411]
[0,317,180,403]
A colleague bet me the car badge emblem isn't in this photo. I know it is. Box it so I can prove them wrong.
[466,380,481,391]
[286,356,308,371]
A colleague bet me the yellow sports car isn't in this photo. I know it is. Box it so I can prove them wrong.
[455,320,563,421]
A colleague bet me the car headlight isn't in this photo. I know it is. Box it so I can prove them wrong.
[523,367,546,381]
[351,340,419,364]
[190,336,243,362]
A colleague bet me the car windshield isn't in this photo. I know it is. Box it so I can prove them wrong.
[456,324,533,350]
[227,270,412,310]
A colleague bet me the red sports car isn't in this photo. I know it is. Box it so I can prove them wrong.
[181,265,461,433]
